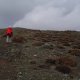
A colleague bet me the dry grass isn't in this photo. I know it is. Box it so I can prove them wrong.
[32,41,44,46]
[45,55,77,67]
[55,65,71,74]
[12,35,26,43]
[58,56,77,67]
[68,49,80,57]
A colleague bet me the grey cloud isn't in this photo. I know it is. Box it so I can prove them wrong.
[13,0,80,31]
[0,0,80,30]
[0,0,35,28]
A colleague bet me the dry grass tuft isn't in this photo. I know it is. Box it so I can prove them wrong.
[12,36,26,43]
[68,49,80,57]
[55,65,71,74]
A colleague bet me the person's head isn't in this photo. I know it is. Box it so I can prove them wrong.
[7,25,12,29]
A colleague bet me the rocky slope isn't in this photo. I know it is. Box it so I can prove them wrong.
[0,28,80,80]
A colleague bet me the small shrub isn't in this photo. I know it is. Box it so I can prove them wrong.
[55,65,71,74]
[45,55,60,66]
[41,38,51,42]
[45,55,77,67]
[72,45,80,49]
[32,41,44,46]
[12,36,26,43]
[58,56,77,67]
[68,49,80,57]
[45,58,56,65]
[0,59,9,65]
[56,44,65,49]
[38,64,50,69]
[29,60,36,64]
[63,42,71,46]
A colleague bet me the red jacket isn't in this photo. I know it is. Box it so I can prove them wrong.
[6,27,13,37]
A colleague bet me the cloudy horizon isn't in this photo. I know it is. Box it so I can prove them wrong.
[0,0,80,31]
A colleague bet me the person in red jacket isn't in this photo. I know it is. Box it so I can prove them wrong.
[6,26,13,43]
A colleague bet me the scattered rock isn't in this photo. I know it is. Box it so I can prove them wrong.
[42,43,54,49]
[33,54,37,57]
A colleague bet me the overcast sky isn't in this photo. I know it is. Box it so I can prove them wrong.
[0,0,80,30]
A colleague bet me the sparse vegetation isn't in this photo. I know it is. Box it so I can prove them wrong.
[12,35,26,43]
[68,49,80,57]
[0,28,80,80]
[55,65,71,74]
[57,56,77,67]
[32,41,44,46]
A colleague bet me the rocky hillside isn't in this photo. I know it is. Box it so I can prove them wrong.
[0,28,80,80]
